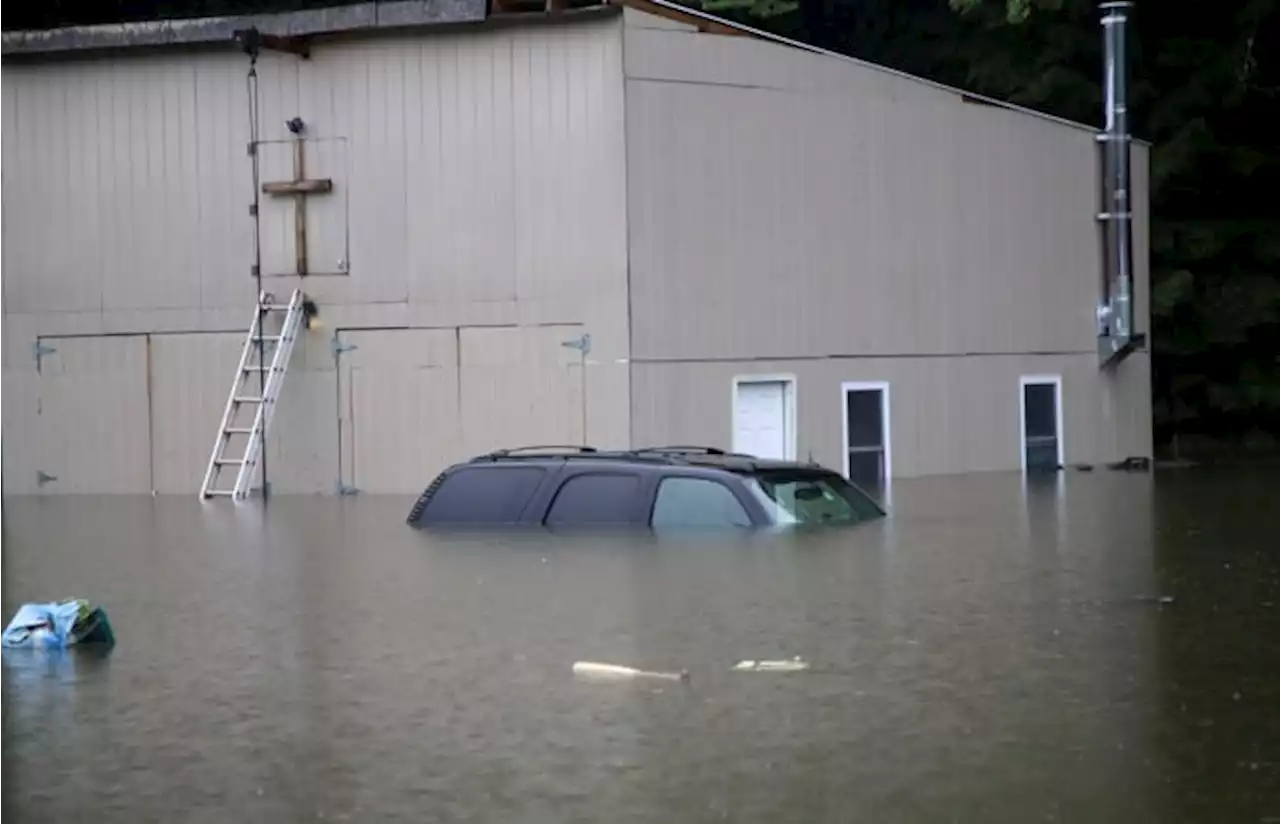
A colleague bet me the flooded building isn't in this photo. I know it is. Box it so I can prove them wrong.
[0,0,1151,496]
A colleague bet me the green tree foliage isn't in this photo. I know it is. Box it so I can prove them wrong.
[949,0,1039,24]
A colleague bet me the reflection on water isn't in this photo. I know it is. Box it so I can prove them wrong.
[2,470,1278,822]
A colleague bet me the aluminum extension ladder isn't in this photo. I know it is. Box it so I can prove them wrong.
[199,289,307,501]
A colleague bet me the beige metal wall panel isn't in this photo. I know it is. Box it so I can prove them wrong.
[2,374,42,494]
[2,65,105,314]
[1,17,628,324]
[151,328,341,495]
[459,325,587,458]
[0,285,6,371]
[267,331,343,495]
[396,23,631,320]
[34,336,152,494]
[194,55,264,311]
[0,72,5,371]
[1131,144,1152,335]
[150,332,245,494]
[0,71,6,327]
[1,57,252,316]
[3,16,632,496]
[236,20,632,315]
[336,329,462,494]
[622,17,1109,362]
[1095,353,1154,462]
[632,354,1150,479]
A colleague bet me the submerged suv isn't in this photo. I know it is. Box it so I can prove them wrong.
[406,445,886,530]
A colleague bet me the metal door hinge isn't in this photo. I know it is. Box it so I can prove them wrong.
[561,333,592,356]
[32,341,56,371]
[335,480,359,496]
[330,337,357,357]
[37,470,58,487]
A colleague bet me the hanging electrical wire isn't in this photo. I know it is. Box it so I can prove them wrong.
[244,32,270,499]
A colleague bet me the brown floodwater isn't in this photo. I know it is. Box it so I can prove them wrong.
[2,469,1278,823]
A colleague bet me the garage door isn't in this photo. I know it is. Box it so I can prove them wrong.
[459,325,586,457]
[336,329,461,494]
[35,336,152,494]
[149,332,245,494]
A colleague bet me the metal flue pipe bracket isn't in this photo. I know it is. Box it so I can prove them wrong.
[1095,0,1143,367]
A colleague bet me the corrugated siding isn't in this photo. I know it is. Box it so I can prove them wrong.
[2,56,254,314]
[34,336,153,493]
[621,9,1152,475]
[459,325,588,457]
[149,332,244,494]
[2,374,42,495]
[328,325,589,493]
[337,328,462,494]
[623,14,1107,360]
[1,16,631,495]
[631,353,1154,479]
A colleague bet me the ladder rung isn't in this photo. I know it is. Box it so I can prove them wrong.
[201,289,304,503]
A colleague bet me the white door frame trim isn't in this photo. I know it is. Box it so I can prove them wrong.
[1018,373,1065,471]
[731,374,798,460]
[840,380,892,482]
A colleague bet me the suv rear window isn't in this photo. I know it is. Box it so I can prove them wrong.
[414,466,546,525]
[744,469,883,526]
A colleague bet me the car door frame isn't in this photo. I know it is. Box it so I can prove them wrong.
[528,464,656,528]
[643,470,770,530]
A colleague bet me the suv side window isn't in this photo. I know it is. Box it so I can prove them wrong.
[544,472,643,526]
[651,476,753,528]
[415,466,546,525]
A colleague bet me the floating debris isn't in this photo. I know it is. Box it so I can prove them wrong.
[1,599,115,650]
[572,660,690,683]
[732,657,810,673]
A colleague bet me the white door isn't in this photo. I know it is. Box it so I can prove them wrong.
[734,380,791,459]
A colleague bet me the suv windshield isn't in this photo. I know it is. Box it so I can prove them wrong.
[744,469,884,526]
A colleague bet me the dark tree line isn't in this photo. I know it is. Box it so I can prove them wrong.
[7,0,1279,457]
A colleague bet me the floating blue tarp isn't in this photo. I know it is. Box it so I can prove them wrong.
[2,599,115,649]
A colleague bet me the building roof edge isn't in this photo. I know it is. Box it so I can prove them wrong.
[613,0,1152,146]
[1,0,488,57]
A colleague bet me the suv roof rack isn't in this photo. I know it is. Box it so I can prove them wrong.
[634,445,758,459]
[464,443,823,472]
[476,445,599,459]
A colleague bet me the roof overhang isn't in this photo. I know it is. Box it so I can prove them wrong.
[0,1,479,58]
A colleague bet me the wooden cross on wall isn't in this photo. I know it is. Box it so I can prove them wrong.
[261,129,333,276]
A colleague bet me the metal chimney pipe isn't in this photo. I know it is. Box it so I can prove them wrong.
[1097,1,1134,354]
